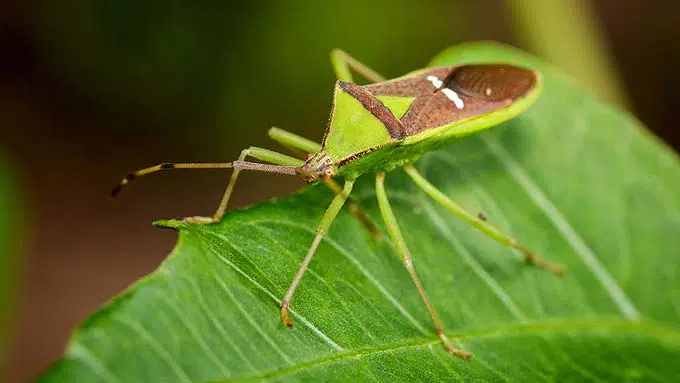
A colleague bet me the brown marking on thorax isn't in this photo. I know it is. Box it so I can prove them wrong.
[366,65,537,136]
[337,81,406,139]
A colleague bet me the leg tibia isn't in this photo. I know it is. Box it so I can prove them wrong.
[280,179,355,327]
[205,146,303,223]
[323,178,382,241]
[243,146,304,167]
[375,172,470,360]
[268,127,322,155]
[403,164,566,275]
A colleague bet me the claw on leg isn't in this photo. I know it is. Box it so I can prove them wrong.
[280,300,293,328]
[517,245,567,275]
[437,329,471,361]
[403,164,567,276]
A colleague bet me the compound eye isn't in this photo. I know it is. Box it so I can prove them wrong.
[322,167,334,179]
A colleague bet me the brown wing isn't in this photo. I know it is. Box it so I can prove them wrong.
[366,65,537,136]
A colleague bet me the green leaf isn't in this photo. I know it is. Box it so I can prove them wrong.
[38,42,680,382]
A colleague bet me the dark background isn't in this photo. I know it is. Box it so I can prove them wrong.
[1,1,678,381]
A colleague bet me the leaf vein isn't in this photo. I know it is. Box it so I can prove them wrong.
[482,135,640,320]
[248,219,430,335]
[213,274,294,365]
[200,229,345,351]
[219,318,676,383]
[68,340,122,383]
[113,315,192,382]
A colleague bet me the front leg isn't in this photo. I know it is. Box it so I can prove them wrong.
[280,179,355,327]
[266,127,382,240]
[323,178,382,242]
[186,147,303,224]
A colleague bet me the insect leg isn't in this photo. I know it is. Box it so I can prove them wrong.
[330,49,386,83]
[202,147,303,223]
[267,127,380,239]
[280,179,355,327]
[113,147,303,222]
[268,127,322,157]
[375,172,471,360]
[323,178,382,242]
[403,164,567,275]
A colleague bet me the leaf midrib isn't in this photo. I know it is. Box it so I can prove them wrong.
[208,318,680,382]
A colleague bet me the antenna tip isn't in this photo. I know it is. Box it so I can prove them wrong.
[110,175,133,198]
[110,185,123,198]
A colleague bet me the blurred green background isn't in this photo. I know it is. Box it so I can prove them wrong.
[1,0,678,381]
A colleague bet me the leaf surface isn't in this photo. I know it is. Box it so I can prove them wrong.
[39,42,680,382]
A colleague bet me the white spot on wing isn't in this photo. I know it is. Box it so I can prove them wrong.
[426,75,443,89]
[427,74,464,109]
[442,88,465,109]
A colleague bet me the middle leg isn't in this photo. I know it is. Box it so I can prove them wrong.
[404,164,566,274]
[375,172,471,360]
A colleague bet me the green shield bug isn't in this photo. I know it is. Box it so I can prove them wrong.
[113,49,566,360]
